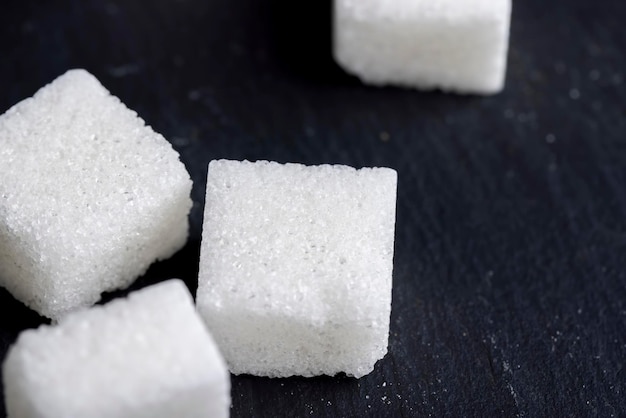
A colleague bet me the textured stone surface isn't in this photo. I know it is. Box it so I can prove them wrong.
[0,0,625,416]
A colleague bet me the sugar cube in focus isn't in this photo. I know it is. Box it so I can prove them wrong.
[197,160,397,378]
[0,69,193,319]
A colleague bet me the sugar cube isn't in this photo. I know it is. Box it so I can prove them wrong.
[333,0,513,94]
[0,69,193,320]
[197,160,397,378]
[2,279,230,418]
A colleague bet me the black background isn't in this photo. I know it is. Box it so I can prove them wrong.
[1,1,625,416]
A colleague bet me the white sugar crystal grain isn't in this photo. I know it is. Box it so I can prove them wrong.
[197,160,397,378]
[0,69,192,319]
[334,0,512,94]
[2,280,230,418]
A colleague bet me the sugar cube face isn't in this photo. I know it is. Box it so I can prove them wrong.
[333,0,512,94]
[0,69,193,320]
[2,280,230,418]
[197,160,397,378]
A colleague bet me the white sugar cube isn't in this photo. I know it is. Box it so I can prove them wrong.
[334,0,512,94]
[2,280,230,418]
[0,69,193,319]
[197,160,397,378]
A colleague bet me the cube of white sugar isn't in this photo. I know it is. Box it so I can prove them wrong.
[2,280,230,418]
[334,0,512,94]
[197,160,397,378]
[0,69,193,319]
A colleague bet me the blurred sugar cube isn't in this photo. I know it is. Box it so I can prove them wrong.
[2,280,230,418]
[334,0,512,94]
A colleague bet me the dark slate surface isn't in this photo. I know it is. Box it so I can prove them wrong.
[1,0,625,416]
